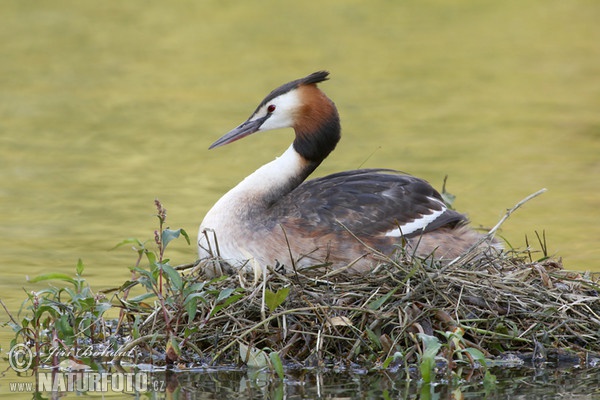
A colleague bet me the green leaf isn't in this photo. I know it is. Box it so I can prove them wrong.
[216,287,235,302]
[184,292,209,306]
[57,314,74,340]
[210,294,244,316]
[183,281,208,296]
[420,356,435,383]
[269,351,285,379]
[93,301,112,315]
[9,321,22,332]
[168,336,181,356]
[365,328,381,349]
[463,347,487,366]
[61,286,78,300]
[146,251,157,268]
[162,228,191,249]
[166,337,181,363]
[132,315,141,339]
[441,190,456,208]
[185,296,198,320]
[463,346,485,361]
[130,268,157,290]
[114,280,139,292]
[127,292,157,303]
[483,370,497,392]
[159,263,182,290]
[179,229,191,245]
[419,333,442,359]
[264,287,290,311]
[184,326,199,337]
[33,304,60,320]
[382,352,403,369]
[131,266,154,279]
[418,333,442,384]
[76,259,85,275]
[367,287,398,310]
[441,176,456,208]
[76,297,96,312]
[29,273,78,286]
[239,342,268,368]
[112,237,144,250]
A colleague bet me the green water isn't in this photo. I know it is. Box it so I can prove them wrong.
[1,366,599,398]
[1,0,599,397]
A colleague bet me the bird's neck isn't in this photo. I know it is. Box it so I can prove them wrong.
[216,145,316,214]
[292,85,341,163]
[211,91,342,216]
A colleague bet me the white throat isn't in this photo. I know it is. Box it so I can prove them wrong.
[214,144,306,209]
[198,145,307,261]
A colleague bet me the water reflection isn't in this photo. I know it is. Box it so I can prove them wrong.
[141,366,600,399]
[2,1,600,397]
[2,362,600,398]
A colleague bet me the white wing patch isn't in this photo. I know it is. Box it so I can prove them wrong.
[384,197,447,237]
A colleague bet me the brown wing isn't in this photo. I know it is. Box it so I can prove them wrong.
[269,169,467,238]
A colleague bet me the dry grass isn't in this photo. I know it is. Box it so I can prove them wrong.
[123,249,600,371]
[112,191,600,373]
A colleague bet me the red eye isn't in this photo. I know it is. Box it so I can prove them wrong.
[267,104,276,113]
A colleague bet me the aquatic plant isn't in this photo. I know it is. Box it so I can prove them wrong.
[4,259,112,371]
[4,196,600,385]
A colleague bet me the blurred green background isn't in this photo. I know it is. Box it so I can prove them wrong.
[1,0,599,305]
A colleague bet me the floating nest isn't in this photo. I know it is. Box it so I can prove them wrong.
[106,192,600,373]
[12,195,599,378]
[117,248,600,372]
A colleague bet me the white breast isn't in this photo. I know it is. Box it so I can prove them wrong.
[198,145,306,268]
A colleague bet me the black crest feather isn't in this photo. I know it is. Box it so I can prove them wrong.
[255,71,330,113]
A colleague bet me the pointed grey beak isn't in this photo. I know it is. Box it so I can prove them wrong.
[209,116,269,149]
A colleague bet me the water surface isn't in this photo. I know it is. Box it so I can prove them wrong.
[1,0,599,397]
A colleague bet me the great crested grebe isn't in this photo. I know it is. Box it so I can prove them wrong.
[198,71,498,274]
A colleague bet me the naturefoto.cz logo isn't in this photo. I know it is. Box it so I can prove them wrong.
[9,371,153,393]
[8,343,34,373]
[7,344,162,393]
[43,372,150,392]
